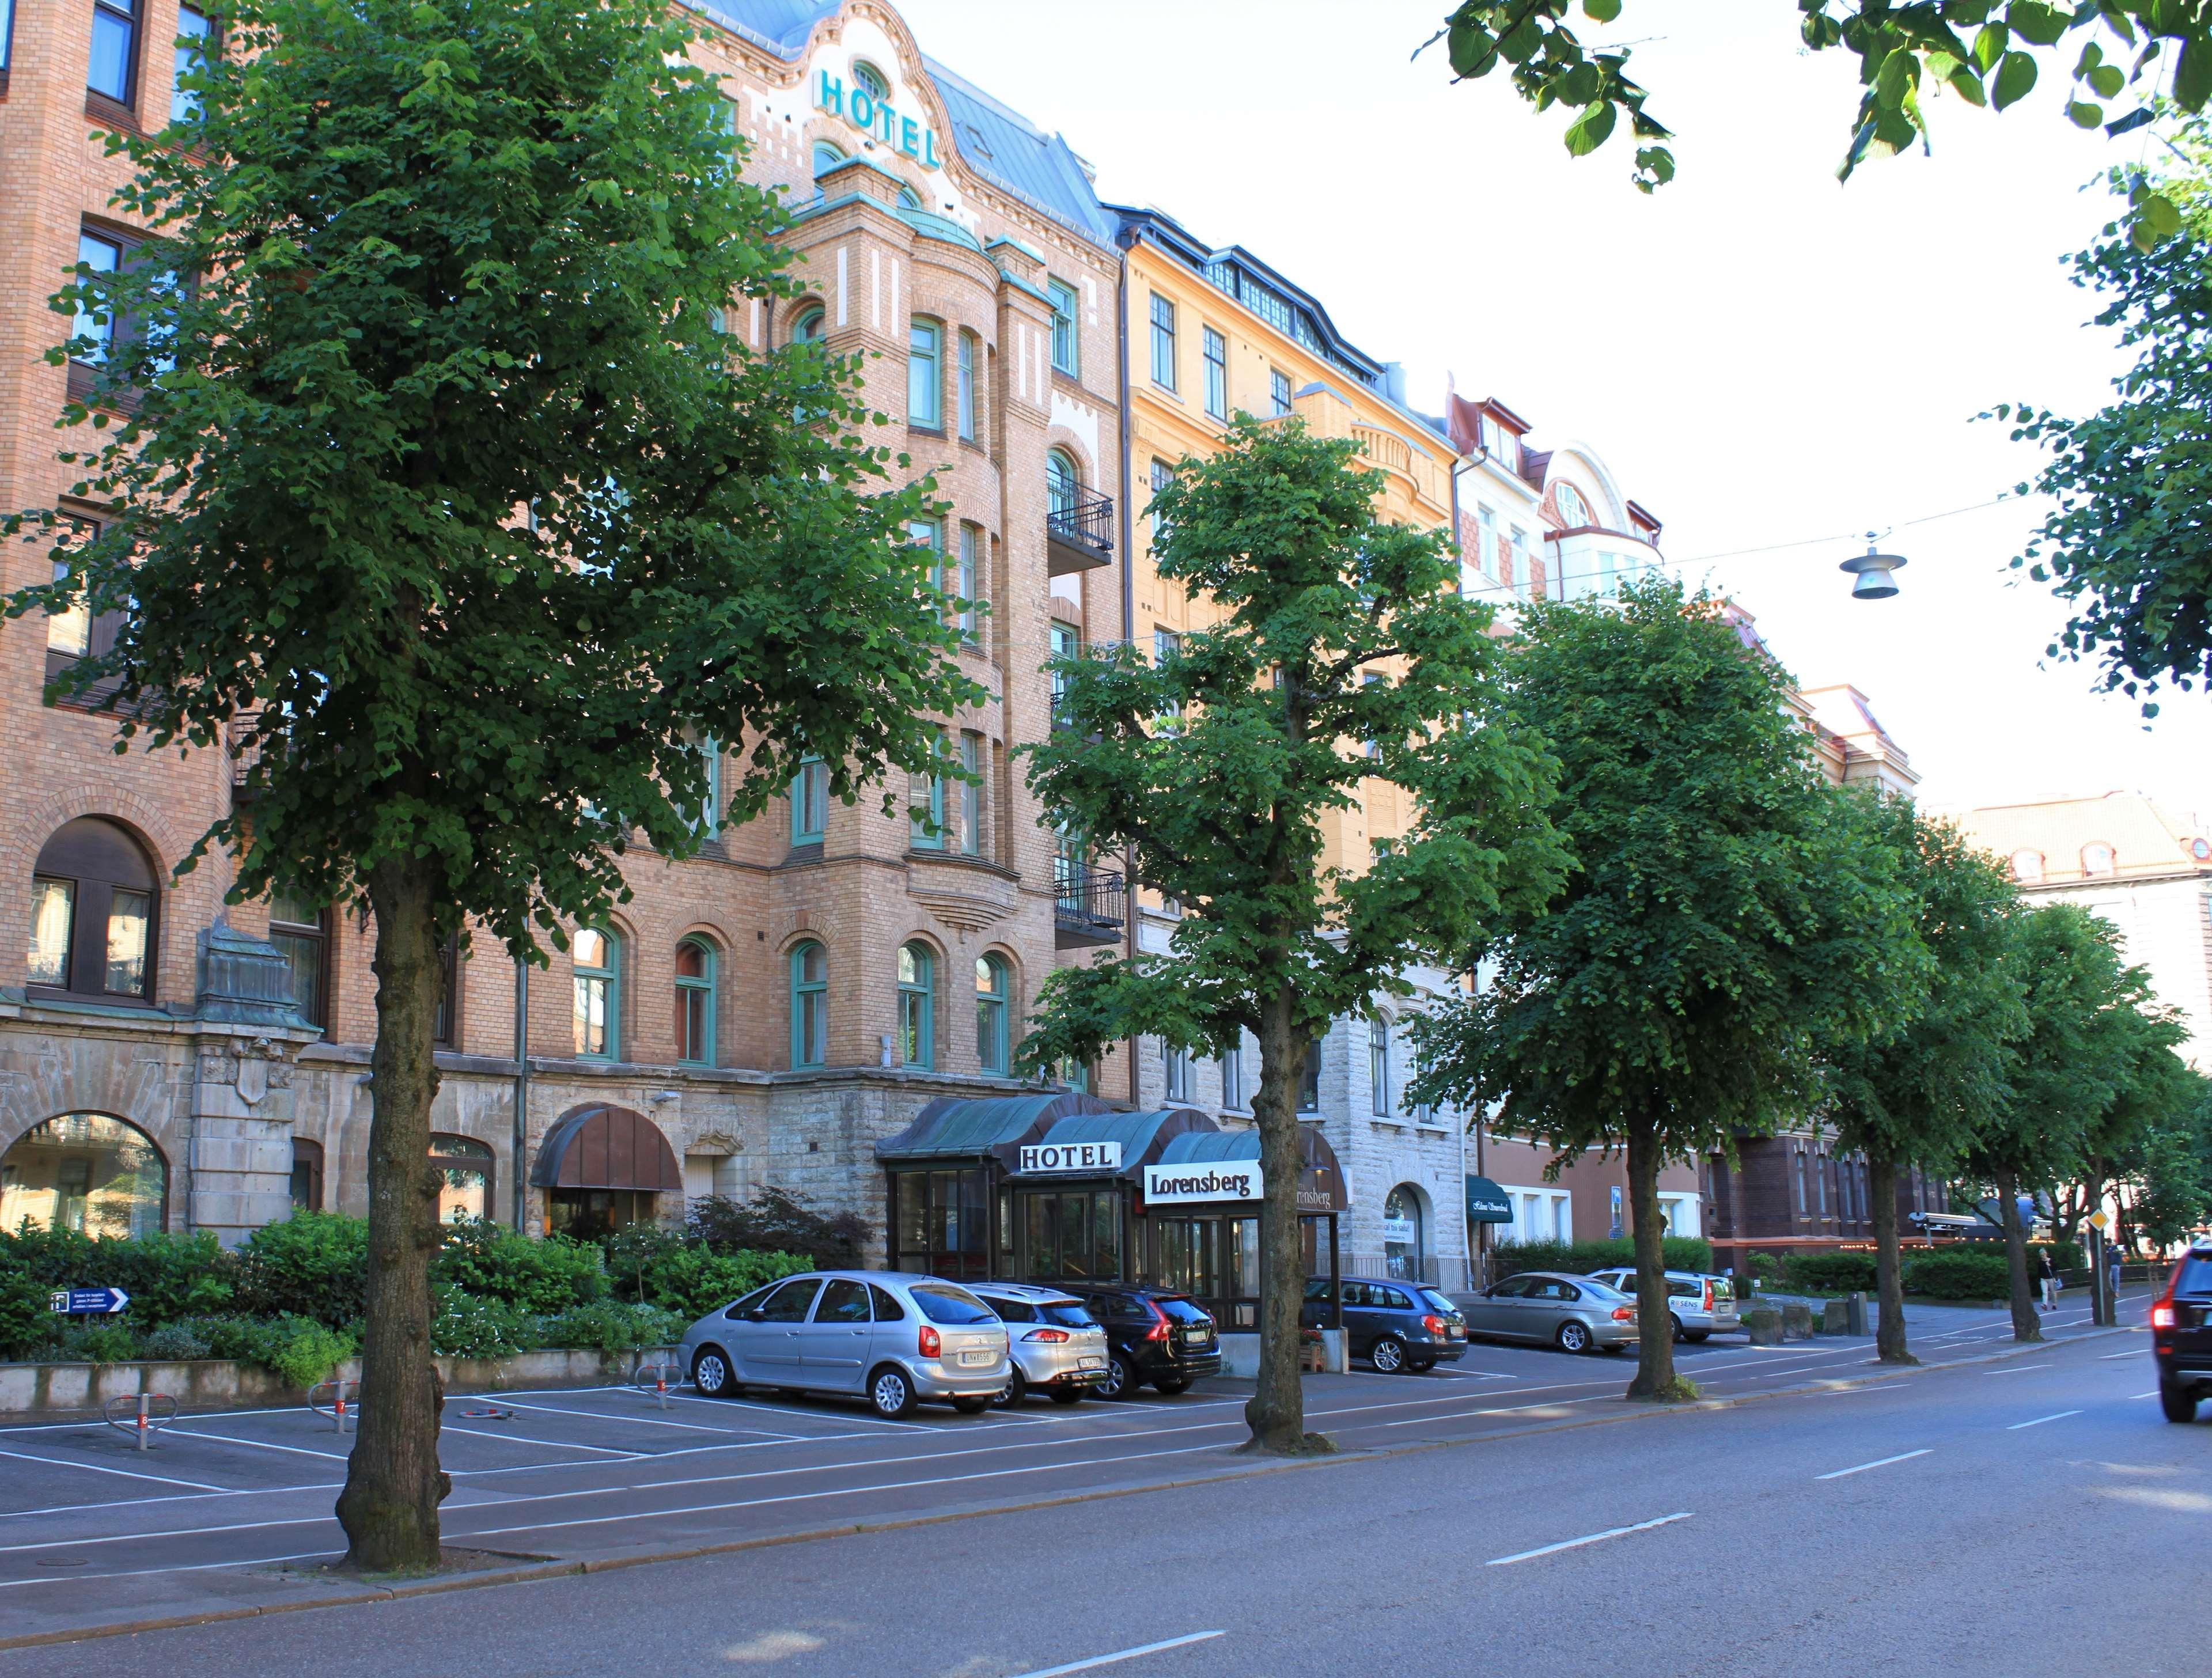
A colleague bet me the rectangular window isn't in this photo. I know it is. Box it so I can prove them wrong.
[433,939,459,1048]
[1153,628,1182,722]
[687,738,721,836]
[908,515,943,593]
[1048,278,1079,376]
[1508,526,1530,596]
[1164,1043,1190,1103]
[1148,293,1176,391]
[1476,505,1497,579]
[27,879,74,986]
[791,756,828,844]
[1369,1020,1392,1116]
[956,330,978,441]
[959,730,982,856]
[910,730,947,850]
[1,0,15,72]
[1269,369,1291,418]
[907,319,941,428]
[171,6,213,123]
[955,523,978,639]
[73,233,123,365]
[1297,1041,1320,1113]
[1202,327,1226,419]
[1149,459,1173,554]
[1220,1041,1243,1111]
[88,0,138,104]
[268,889,329,1030]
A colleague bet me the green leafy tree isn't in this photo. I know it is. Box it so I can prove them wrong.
[1017,417,1567,1454]
[1422,2,2204,243]
[1414,579,1923,1402]
[2131,1078,2212,1249]
[6,0,974,1570]
[1824,798,2024,1362]
[1999,121,2212,712]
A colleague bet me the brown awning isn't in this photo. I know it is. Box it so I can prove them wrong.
[531,1104,682,1192]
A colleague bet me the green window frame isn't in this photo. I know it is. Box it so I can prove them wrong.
[956,329,978,441]
[1202,327,1226,420]
[1270,368,1291,418]
[910,728,947,850]
[676,937,715,1066]
[907,319,942,428]
[1046,450,1078,521]
[572,927,619,1060]
[688,738,721,836]
[1148,293,1176,391]
[897,941,935,1069]
[959,730,983,856]
[790,940,828,1067]
[976,953,1010,1075]
[1048,278,1080,376]
[955,523,978,639]
[791,756,828,845]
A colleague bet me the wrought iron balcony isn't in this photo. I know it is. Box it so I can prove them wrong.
[1053,860,1126,948]
[1046,487,1114,576]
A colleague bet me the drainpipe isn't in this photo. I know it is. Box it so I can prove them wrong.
[512,955,530,1231]
[1114,225,1139,1108]
[1455,1092,1470,1291]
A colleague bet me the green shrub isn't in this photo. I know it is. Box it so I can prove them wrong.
[1903,1250,2013,1301]
[539,1300,684,1354]
[137,1322,214,1361]
[0,1266,51,1359]
[48,1322,141,1363]
[253,1316,356,1388]
[631,1244,808,1319]
[1490,1237,1714,1279]
[431,1289,541,1359]
[685,1187,871,1270]
[1779,1252,1878,1294]
[437,1219,607,1313]
[235,1212,368,1325]
[0,1224,236,1328]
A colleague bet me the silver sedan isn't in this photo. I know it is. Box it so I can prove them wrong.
[1461,1270,1639,1354]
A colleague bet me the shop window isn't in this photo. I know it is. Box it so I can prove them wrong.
[790,940,828,1067]
[907,317,942,429]
[169,5,214,124]
[1021,1188,1120,1282]
[1148,292,1176,391]
[88,0,138,104]
[975,954,1010,1075]
[1382,1183,1425,1281]
[791,756,829,845]
[546,1187,656,1238]
[956,329,979,440]
[893,1168,988,1278]
[897,942,934,1069]
[675,938,715,1065]
[1048,278,1080,376]
[289,1138,324,1213]
[1202,326,1226,419]
[268,888,329,1031]
[0,1113,166,1238]
[572,927,619,1059]
[429,1134,493,1223]
[28,817,158,1004]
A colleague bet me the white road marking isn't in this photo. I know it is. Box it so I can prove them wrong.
[1487,1512,1693,1566]
[1984,1363,2053,1375]
[164,1427,351,1462]
[0,1510,331,1556]
[1816,1449,1931,1480]
[0,1480,344,1522]
[2006,1410,2083,1430]
[1810,1382,1906,1396]
[1008,1631,1226,1677]
[1378,1395,1607,1428]
[2128,1390,2160,1399]
[437,1423,643,1458]
[2100,1352,2142,1361]
[0,1445,226,1493]
[491,1399,803,1439]
[0,1548,341,1592]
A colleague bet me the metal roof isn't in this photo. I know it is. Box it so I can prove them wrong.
[874,1093,1112,1162]
[1020,1108,1217,1177]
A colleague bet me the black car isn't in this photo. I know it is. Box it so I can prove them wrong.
[1057,1284,1222,1399]
[1302,1277,1468,1373]
[2153,1241,2212,1423]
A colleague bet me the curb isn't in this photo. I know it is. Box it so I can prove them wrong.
[0,1321,2137,1653]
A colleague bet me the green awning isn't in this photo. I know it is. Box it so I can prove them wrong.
[1466,1175,1513,1225]
[1150,1124,1349,1214]
[1014,1108,1216,1178]
[874,1094,1111,1164]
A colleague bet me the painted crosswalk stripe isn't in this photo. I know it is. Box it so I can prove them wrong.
[1487,1512,1692,1567]
[2006,1410,2082,1430]
[1816,1449,1931,1480]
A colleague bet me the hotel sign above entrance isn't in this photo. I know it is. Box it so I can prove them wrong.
[817,69,941,169]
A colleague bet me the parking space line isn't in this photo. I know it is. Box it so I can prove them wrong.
[165,1427,352,1462]
[1815,1449,1931,1480]
[0,1509,331,1558]
[1376,1394,1607,1429]
[1810,1382,1906,1396]
[1009,1630,1226,1677]
[1984,1363,2053,1375]
[491,1399,802,1439]
[2006,1410,2082,1430]
[0,1548,342,1592]
[1486,1512,1692,1567]
[2099,1352,2141,1361]
[438,1423,644,1458]
[0,1480,343,1522]
[2129,1390,2160,1399]
[0,1445,228,1494]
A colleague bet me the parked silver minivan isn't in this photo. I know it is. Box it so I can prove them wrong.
[1584,1268,1741,1342]
[969,1282,1110,1406]
[680,1270,1010,1419]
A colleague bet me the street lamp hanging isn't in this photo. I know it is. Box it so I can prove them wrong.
[1839,531,1907,601]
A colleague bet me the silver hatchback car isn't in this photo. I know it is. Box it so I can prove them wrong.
[680,1270,1010,1420]
[1585,1268,1741,1342]
[969,1282,1111,1406]
[1461,1270,1639,1354]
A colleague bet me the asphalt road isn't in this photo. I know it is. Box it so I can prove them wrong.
[2,1296,2190,1675]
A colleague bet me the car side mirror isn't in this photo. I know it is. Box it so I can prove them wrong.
[744,1308,767,1323]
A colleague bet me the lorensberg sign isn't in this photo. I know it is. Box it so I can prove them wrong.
[1143,1162,1262,1206]
[817,69,942,168]
[1017,1141,1122,1175]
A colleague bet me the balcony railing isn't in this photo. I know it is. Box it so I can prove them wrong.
[1053,860,1125,948]
[1046,486,1114,575]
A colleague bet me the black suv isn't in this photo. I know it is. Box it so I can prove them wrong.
[1302,1277,1468,1373]
[2153,1241,2212,1423]
[1059,1284,1222,1399]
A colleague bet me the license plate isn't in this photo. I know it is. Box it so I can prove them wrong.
[958,1350,994,1366]
[1077,1355,1104,1369]
[1446,1325,1465,1339]
[1184,1328,1209,1345]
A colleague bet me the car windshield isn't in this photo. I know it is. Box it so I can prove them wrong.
[2177,1253,2212,1296]
[985,1296,1036,1323]
[1152,1296,1212,1327]
[1580,1279,1627,1300]
[1039,1300,1097,1328]
[1417,1288,1459,1315]
[909,1285,997,1325]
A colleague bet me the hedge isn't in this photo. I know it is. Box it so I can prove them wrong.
[1902,1249,2013,1301]
[1490,1237,1714,1279]
[1779,1252,1879,1294]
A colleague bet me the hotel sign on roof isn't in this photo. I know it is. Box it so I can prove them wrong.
[817,68,941,169]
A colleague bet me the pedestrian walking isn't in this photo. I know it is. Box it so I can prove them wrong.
[2037,1249,2058,1312]
[2107,1241,2125,1302]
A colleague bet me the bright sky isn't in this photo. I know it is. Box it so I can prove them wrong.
[897,0,2211,827]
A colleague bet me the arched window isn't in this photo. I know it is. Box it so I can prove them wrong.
[908,318,941,428]
[976,954,1010,1075]
[28,817,158,1002]
[1369,1017,1393,1116]
[1554,483,1591,528]
[790,941,827,1067]
[897,941,934,1069]
[812,139,846,179]
[787,305,824,346]
[0,1113,166,1238]
[851,59,889,101]
[2082,842,2117,877]
[2011,849,2046,885]
[572,927,619,1060]
[429,1133,493,1224]
[1382,1183,1425,1282]
[1046,449,1080,521]
[897,183,922,210]
[675,938,715,1065]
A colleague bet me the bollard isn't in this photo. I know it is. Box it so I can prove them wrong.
[654,1369,669,1412]
[333,1380,350,1435]
[135,1392,151,1452]
[1846,1290,1868,1336]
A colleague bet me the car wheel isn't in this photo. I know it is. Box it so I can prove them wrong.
[1048,1386,1088,1406]
[690,1347,737,1399]
[1684,1330,1711,1343]
[1669,1313,1686,1343]
[950,1395,992,1414]
[993,1369,1028,1408]
[1096,1353,1140,1402]
[1556,1320,1593,1355]
[1370,1335,1407,1374]
[2160,1382,2200,1424]
[1154,1376,1192,1395]
[867,1364,917,1421]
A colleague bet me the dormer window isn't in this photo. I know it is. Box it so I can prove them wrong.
[1479,412,1518,473]
[2011,850,2045,884]
[2082,843,2116,877]
[852,60,889,102]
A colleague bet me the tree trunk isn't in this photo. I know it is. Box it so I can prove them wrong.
[336,857,452,1570]
[1868,1150,1914,1365]
[1244,987,1321,1454]
[1623,1110,1680,1400]
[1993,1164,2041,1344]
